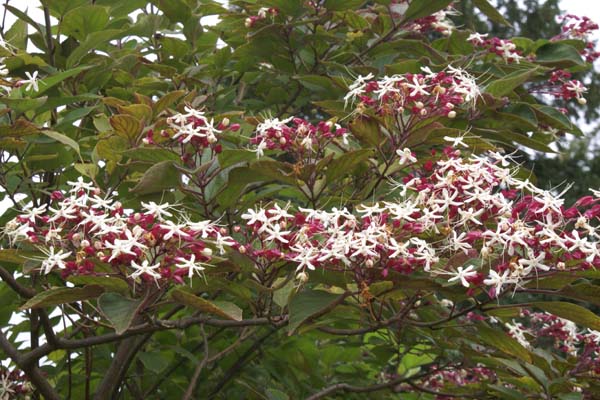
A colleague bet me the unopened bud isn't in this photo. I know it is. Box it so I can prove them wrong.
[244,17,253,28]
[239,245,246,254]
[415,101,424,109]
[201,247,213,257]
[366,259,374,268]
[142,138,150,145]
[279,137,287,145]
[221,117,230,127]
[578,97,587,105]
[557,261,566,270]
[447,110,457,118]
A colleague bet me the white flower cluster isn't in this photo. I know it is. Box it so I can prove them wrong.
[167,106,221,144]
[240,149,600,297]
[4,177,235,284]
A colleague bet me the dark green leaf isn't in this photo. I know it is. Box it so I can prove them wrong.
[98,292,142,335]
[130,160,180,195]
[20,286,104,310]
[288,289,343,334]
[171,288,243,321]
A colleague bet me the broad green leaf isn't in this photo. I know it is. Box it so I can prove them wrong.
[5,18,28,50]
[288,289,343,334]
[171,288,243,321]
[0,96,48,113]
[154,90,186,115]
[532,105,582,136]
[477,324,532,363]
[66,29,124,68]
[535,42,585,67]
[402,0,453,23]
[218,149,260,169]
[41,130,81,156]
[32,65,92,96]
[0,249,39,264]
[68,275,129,295]
[486,67,539,97]
[74,163,98,179]
[130,160,180,195]
[138,351,174,374]
[121,148,180,163]
[0,119,39,137]
[534,301,600,330]
[325,149,374,182]
[118,104,153,124]
[110,114,142,142]
[550,283,600,306]
[20,285,105,310]
[349,118,384,147]
[98,292,142,335]
[324,0,365,11]
[472,0,512,26]
[61,5,110,41]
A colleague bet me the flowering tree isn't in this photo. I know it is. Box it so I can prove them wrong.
[1,1,600,399]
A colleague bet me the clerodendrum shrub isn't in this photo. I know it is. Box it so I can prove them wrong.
[1,1,600,399]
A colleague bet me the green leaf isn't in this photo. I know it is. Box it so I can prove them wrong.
[534,301,600,330]
[477,324,532,363]
[171,288,243,321]
[324,0,365,11]
[20,285,105,310]
[5,18,28,50]
[0,96,48,113]
[67,276,129,295]
[98,292,142,335]
[402,0,453,23]
[33,65,92,96]
[266,388,290,400]
[0,249,35,264]
[138,351,173,374]
[325,149,374,182]
[41,130,81,157]
[121,148,180,163]
[349,118,384,147]
[485,67,539,97]
[153,90,186,115]
[288,289,343,334]
[472,0,512,26]
[535,42,585,67]
[130,160,180,195]
[61,5,110,41]
[218,149,260,169]
[532,105,582,135]
[110,114,142,142]
[550,283,600,306]
[66,29,124,68]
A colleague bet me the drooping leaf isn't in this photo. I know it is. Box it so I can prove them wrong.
[98,292,142,335]
[171,288,243,321]
[130,160,180,195]
[20,285,104,310]
[477,324,532,363]
[472,0,512,26]
[402,0,453,23]
[534,301,600,331]
[67,276,130,295]
[41,130,81,157]
[288,289,343,334]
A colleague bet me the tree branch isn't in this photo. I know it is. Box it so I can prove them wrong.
[0,330,60,400]
[182,325,209,400]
